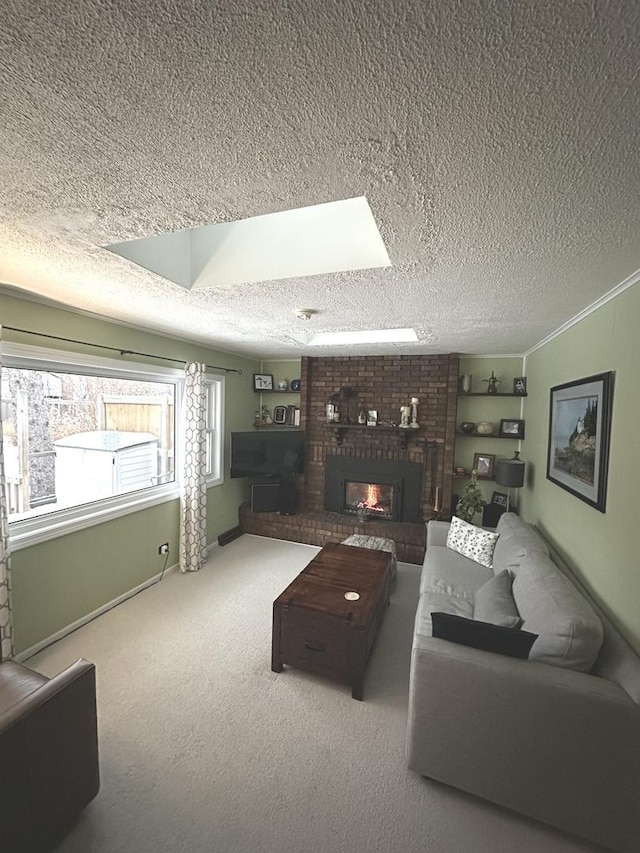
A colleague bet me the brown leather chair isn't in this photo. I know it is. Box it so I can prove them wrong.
[0,658,100,852]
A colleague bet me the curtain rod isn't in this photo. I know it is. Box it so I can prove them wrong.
[1,326,244,375]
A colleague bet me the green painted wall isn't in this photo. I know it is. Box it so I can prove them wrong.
[520,283,640,653]
[0,292,259,652]
[455,356,525,506]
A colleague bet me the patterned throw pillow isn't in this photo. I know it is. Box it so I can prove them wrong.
[446,516,500,569]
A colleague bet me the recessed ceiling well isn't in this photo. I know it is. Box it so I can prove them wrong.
[104,197,391,290]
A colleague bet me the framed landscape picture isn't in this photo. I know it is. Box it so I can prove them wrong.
[547,372,613,512]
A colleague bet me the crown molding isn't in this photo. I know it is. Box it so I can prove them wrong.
[525,266,640,357]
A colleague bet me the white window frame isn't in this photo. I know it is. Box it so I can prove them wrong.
[2,342,184,551]
[204,373,225,487]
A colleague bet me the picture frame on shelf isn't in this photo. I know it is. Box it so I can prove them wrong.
[366,410,378,427]
[273,405,287,424]
[253,373,274,391]
[491,491,508,508]
[513,377,527,395]
[499,418,525,439]
[547,371,613,513]
[473,452,495,479]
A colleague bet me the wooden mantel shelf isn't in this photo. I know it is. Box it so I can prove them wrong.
[325,423,435,449]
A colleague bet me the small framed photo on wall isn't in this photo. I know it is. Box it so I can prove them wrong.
[473,452,495,479]
[273,405,287,424]
[499,418,525,439]
[253,373,274,391]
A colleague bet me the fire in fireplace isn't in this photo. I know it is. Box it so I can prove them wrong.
[344,480,395,519]
[324,455,423,524]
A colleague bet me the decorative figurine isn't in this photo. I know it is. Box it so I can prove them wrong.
[399,405,411,427]
[483,371,501,394]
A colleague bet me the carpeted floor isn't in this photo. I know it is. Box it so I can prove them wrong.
[29,535,601,853]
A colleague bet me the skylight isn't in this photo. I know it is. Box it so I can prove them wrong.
[306,328,418,346]
[104,196,391,289]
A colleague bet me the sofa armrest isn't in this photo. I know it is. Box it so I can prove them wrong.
[426,520,450,549]
[407,637,640,852]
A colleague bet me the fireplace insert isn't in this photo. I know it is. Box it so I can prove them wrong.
[324,455,422,523]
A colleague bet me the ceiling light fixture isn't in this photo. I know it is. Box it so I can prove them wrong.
[295,309,315,320]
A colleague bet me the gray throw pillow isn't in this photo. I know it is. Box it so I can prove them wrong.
[474,569,522,629]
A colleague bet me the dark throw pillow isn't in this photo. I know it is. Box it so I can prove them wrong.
[431,612,538,659]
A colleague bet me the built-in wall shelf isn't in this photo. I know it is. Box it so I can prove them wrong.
[253,424,301,430]
[457,392,527,398]
[455,432,520,439]
[255,390,300,394]
[453,472,496,481]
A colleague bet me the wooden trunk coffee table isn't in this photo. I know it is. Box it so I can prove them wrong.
[271,542,392,700]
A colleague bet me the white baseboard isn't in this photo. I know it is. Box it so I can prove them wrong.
[15,539,220,662]
[16,560,179,662]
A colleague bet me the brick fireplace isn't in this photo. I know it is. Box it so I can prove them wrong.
[240,353,459,563]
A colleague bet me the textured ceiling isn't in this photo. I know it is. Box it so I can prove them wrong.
[0,0,639,358]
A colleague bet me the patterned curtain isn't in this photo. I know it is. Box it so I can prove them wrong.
[0,330,14,660]
[180,362,208,573]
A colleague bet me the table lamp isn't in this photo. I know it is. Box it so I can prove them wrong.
[495,451,525,512]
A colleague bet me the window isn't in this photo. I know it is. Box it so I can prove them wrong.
[2,343,184,550]
[204,375,224,485]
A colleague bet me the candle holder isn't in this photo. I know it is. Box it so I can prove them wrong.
[410,397,419,428]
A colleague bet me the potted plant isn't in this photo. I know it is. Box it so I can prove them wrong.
[456,470,486,524]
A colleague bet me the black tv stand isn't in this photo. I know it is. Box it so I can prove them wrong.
[250,476,297,515]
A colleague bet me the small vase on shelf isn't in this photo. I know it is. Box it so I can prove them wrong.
[460,374,472,393]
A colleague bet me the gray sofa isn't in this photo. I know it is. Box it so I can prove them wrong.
[406,513,640,853]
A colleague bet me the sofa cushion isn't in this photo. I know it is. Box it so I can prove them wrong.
[414,590,473,639]
[492,512,548,575]
[513,551,604,672]
[420,545,493,597]
[431,612,538,659]
[446,516,500,568]
[474,569,522,628]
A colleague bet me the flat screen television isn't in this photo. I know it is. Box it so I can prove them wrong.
[230,430,305,479]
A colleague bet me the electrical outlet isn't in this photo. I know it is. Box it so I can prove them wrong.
[158,543,169,555]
